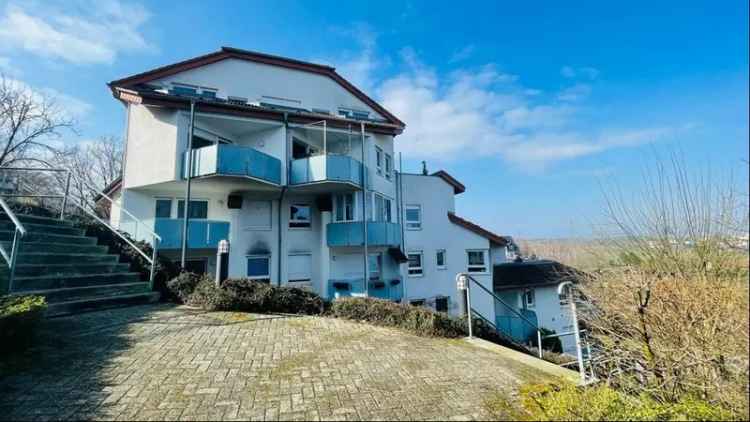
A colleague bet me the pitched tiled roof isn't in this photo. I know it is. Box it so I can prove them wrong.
[493,260,584,291]
[447,212,508,246]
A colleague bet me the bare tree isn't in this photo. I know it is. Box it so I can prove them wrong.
[53,136,123,212]
[0,75,75,167]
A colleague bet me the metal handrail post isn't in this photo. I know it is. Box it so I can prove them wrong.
[149,238,158,290]
[559,281,586,384]
[466,277,473,338]
[537,329,543,358]
[7,228,21,292]
[59,171,71,220]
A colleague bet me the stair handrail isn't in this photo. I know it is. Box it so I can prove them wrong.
[458,272,544,358]
[0,196,26,293]
[0,166,161,289]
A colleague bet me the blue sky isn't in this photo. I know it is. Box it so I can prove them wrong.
[1,0,747,238]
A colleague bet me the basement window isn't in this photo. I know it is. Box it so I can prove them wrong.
[247,255,271,281]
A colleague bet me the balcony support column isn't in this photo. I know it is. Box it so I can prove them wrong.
[361,122,369,297]
[181,100,196,268]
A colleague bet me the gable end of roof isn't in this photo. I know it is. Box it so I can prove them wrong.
[108,47,404,128]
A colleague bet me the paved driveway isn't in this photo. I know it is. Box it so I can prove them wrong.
[0,304,554,421]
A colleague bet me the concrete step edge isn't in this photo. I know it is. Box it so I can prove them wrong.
[14,272,140,281]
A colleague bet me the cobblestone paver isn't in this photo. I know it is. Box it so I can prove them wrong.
[0,304,553,421]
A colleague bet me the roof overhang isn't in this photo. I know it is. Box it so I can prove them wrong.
[113,87,403,136]
[431,170,466,194]
[447,212,508,246]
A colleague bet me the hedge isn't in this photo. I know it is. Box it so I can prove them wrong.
[0,295,47,354]
[172,274,327,315]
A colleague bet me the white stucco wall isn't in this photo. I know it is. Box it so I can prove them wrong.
[123,104,181,189]
[152,58,385,120]
[401,173,495,319]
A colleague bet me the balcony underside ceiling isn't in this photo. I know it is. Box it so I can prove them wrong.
[132,178,280,197]
[287,180,361,195]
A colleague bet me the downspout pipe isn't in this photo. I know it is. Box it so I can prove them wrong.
[180,100,196,268]
[277,112,289,287]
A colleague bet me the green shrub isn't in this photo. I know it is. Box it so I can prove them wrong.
[222,278,326,315]
[329,297,467,338]
[485,382,739,421]
[185,276,233,310]
[176,276,327,315]
[165,271,203,303]
[0,295,47,354]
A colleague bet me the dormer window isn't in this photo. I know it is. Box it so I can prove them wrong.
[338,108,370,120]
[200,88,217,99]
[170,83,199,97]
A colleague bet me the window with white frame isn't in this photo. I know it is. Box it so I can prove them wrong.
[407,251,423,276]
[384,154,392,180]
[405,205,421,230]
[436,249,446,270]
[524,289,536,308]
[246,255,271,281]
[466,250,489,273]
[375,146,383,176]
[155,198,172,218]
[334,193,355,222]
[289,204,311,228]
[368,253,382,280]
[372,193,392,222]
[287,253,312,283]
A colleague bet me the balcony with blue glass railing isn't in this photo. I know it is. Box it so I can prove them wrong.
[154,218,230,249]
[183,144,282,185]
[327,278,403,301]
[326,221,401,248]
[289,154,364,187]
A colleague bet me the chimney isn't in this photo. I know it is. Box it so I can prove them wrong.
[421,161,428,175]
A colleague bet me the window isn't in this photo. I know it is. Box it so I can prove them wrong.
[177,200,208,219]
[228,96,248,105]
[200,88,217,99]
[372,193,391,222]
[375,146,383,175]
[410,299,425,306]
[368,253,382,280]
[467,250,488,273]
[405,205,421,230]
[246,255,271,280]
[407,252,423,276]
[435,296,449,313]
[289,204,311,228]
[244,201,272,231]
[170,83,198,97]
[385,154,392,180]
[184,258,208,274]
[155,199,172,218]
[436,249,446,270]
[288,253,312,283]
[524,289,536,308]
[334,193,354,222]
[559,285,573,306]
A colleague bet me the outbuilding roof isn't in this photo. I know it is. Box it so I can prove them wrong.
[493,259,584,291]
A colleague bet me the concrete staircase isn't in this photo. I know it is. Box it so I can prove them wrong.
[1,212,159,317]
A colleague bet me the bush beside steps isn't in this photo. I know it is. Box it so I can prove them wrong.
[0,295,47,354]
[165,273,533,352]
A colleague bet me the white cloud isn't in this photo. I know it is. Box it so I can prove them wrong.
[0,0,154,65]
[557,83,592,102]
[3,76,92,120]
[0,56,20,75]
[320,23,383,93]
[561,65,600,80]
[449,44,476,63]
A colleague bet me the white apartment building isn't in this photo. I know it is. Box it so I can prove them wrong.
[104,46,522,327]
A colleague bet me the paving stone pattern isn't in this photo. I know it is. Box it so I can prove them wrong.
[0,304,552,421]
